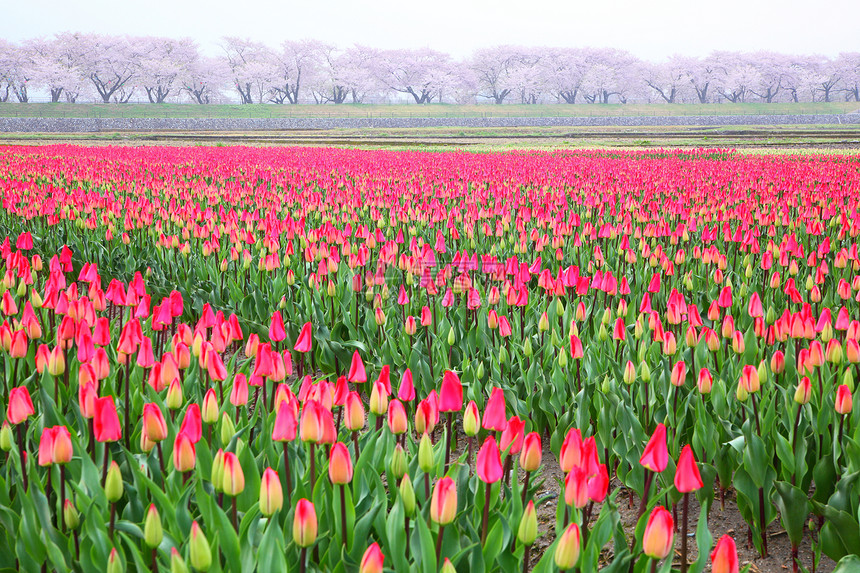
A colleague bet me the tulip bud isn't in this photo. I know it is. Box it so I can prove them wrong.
[173,432,196,473]
[166,378,184,410]
[736,380,749,402]
[170,548,189,573]
[202,388,219,424]
[107,548,122,573]
[554,523,582,570]
[418,433,434,473]
[623,361,636,385]
[520,432,542,472]
[211,449,224,491]
[293,498,318,547]
[220,412,236,446]
[222,452,245,496]
[389,444,407,479]
[710,535,739,573]
[329,442,353,485]
[639,360,651,383]
[105,461,124,502]
[518,500,538,545]
[259,467,284,516]
[359,543,384,573]
[399,474,416,516]
[430,476,457,525]
[0,421,11,452]
[64,499,80,530]
[463,401,481,436]
[440,558,456,573]
[144,504,163,548]
[189,521,212,572]
[835,385,853,415]
[642,506,674,559]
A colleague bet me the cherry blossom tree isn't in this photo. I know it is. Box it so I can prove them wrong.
[65,33,140,103]
[268,39,323,104]
[468,46,523,104]
[537,48,587,104]
[378,48,452,104]
[180,56,228,104]
[0,39,35,102]
[221,37,276,104]
[136,37,199,103]
[580,49,641,104]
[643,56,694,103]
[837,53,860,102]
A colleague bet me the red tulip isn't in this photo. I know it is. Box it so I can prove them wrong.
[7,386,34,425]
[520,432,542,472]
[674,445,703,492]
[179,404,202,443]
[272,400,298,442]
[329,442,353,485]
[347,351,366,383]
[640,423,668,473]
[642,506,674,559]
[476,436,503,484]
[710,535,739,573]
[431,476,457,525]
[359,543,384,573]
[439,370,463,412]
[269,311,286,343]
[294,321,312,353]
[835,384,853,415]
[173,431,196,472]
[94,396,122,442]
[482,387,507,432]
[143,403,168,443]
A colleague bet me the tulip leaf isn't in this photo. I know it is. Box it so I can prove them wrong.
[772,481,808,547]
[414,516,437,573]
[688,503,712,573]
[833,554,860,573]
[481,519,504,566]
[256,522,287,573]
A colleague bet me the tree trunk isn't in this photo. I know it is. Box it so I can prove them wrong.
[51,88,63,103]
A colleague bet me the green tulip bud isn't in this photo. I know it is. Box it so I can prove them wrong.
[220,413,236,447]
[523,338,533,357]
[105,462,124,503]
[601,376,611,394]
[63,499,80,530]
[399,474,416,517]
[0,422,12,452]
[189,521,212,572]
[556,298,565,317]
[518,501,538,545]
[844,368,855,392]
[390,444,407,480]
[211,449,225,493]
[639,361,651,383]
[597,323,609,342]
[144,504,163,548]
[498,345,507,365]
[447,327,456,346]
[476,362,485,380]
[418,433,434,473]
[106,548,123,573]
[558,349,568,368]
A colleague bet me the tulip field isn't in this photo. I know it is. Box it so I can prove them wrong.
[3,145,860,573]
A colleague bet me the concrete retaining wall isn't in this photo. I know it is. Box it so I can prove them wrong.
[1,114,859,132]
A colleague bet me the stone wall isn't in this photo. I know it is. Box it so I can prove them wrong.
[1,114,859,133]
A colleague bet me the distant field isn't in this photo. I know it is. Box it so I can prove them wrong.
[0,101,857,119]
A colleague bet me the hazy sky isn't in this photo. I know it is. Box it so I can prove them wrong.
[3,0,858,60]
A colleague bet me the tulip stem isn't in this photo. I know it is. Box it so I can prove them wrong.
[352,431,360,459]
[424,473,430,502]
[283,444,293,504]
[481,482,491,544]
[650,559,658,573]
[637,470,653,519]
[751,392,762,437]
[522,543,531,573]
[156,442,165,479]
[59,465,66,532]
[125,362,131,449]
[309,443,316,488]
[521,471,531,507]
[232,495,238,531]
[444,412,453,473]
[435,524,445,566]
[109,502,116,539]
[299,547,307,573]
[758,486,768,557]
[16,423,28,492]
[680,492,689,573]
[151,548,157,572]
[340,484,348,547]
[88,419,95,462]
[405,516,411,559]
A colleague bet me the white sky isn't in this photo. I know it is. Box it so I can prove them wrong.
[3,0,859,61]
